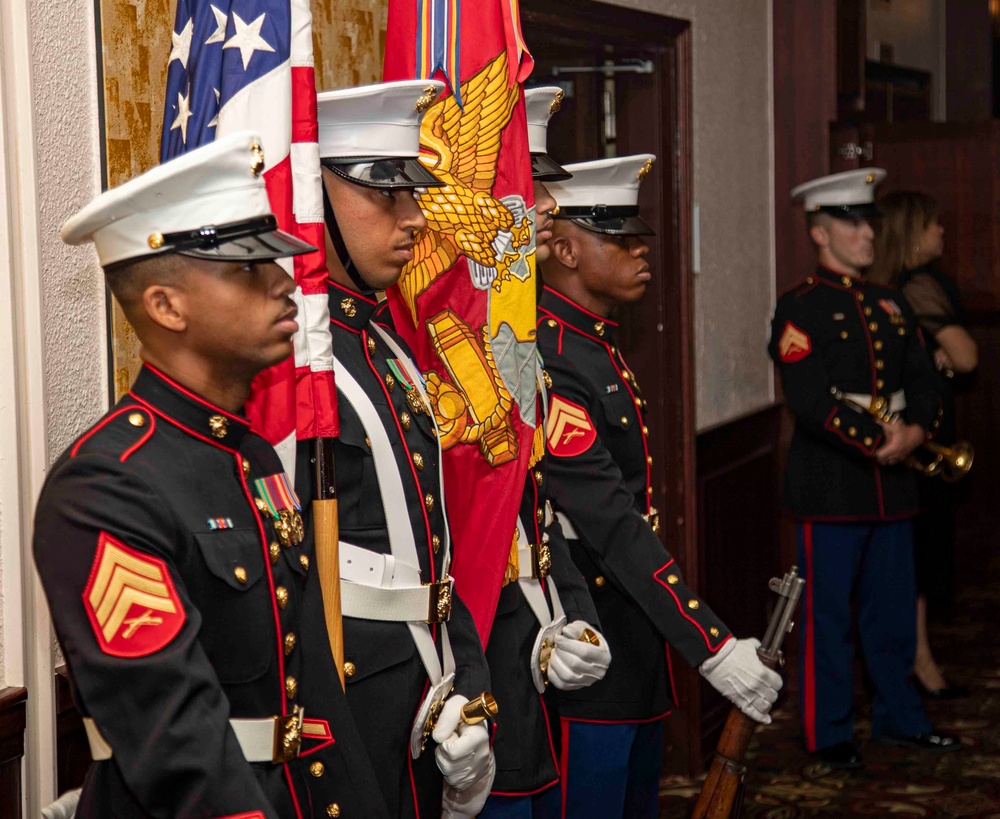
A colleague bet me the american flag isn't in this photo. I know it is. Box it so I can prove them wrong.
[161,0,338,474]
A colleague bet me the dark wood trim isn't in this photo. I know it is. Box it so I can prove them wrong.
[693,404,784,768]
[0,686,27,819]
[55,667,90,795]
[521,0,687,44]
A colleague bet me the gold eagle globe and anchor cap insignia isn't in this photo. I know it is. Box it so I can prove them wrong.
[546,154,657,236]
[400,53,543,466]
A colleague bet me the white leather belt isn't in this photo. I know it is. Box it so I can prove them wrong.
[335,330,458,761]
[84,708,305,764]
[842,389,906,414]
[340,541,454,623]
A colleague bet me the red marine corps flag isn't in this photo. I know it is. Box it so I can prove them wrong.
[384,0,537,641]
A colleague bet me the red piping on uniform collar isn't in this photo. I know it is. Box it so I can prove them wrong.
[815,265,868,290]
[542,286,618,326]
[327,278,378,305]
[142,363,250,427]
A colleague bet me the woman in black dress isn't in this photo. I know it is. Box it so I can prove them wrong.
[872,191,978,698]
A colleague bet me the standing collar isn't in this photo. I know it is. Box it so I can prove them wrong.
[129,364,251,450]
[539,286,617,342]
[328,278,378,333]
[815,265,868,290]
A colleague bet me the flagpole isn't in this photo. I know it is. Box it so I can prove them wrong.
[313,438,346,689]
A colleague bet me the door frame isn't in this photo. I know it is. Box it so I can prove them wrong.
[521,0,701,775]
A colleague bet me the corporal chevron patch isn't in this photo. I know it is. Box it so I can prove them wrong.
[83,532,185,658]
[546,395,597,457]
[778,321,812,363]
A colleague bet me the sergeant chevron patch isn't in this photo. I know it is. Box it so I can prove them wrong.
[83,532,185,658]
[546,395,597,457]
[778,321,812,363]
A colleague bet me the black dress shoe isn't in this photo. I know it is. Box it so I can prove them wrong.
[812,741,864,770]
[873,732,963,752]
[913,678,970,700]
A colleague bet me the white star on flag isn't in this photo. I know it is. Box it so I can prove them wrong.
[205,5,228,45]
[170,91,193,144]
[168,18,194,69]
[208,88,221,129]
[223,12,275,70]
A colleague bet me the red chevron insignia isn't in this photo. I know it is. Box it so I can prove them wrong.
[546,395,597,457]
[778,322,812,363]
[83,532,185,658]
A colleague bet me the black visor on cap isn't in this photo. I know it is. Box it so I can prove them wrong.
[531,153,572,182]
[322,157,444,189]
[162,215,316,261]
[554,205,655,236]
[814,203,881,222]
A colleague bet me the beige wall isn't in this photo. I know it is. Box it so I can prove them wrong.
[601,0,776,430]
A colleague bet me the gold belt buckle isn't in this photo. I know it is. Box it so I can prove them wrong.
[644,507,661,534]
[425,578,454,623]
[272,706,304,763]
[420,685,454,752]
[531,542,552,579]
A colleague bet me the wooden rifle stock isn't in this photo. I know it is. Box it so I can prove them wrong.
[691,567,805,819]
[312,438,346,690]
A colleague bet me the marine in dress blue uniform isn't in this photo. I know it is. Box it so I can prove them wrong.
[303,81,494,819]
[538,156,781,819]
[768,169,960,769]
[479,87,610,819]
[37,132,389,818]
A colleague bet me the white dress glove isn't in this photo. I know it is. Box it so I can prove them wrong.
[433,695,495,791]
[699,637,782,724]
[441,754,496,818]
[546,621,612,691]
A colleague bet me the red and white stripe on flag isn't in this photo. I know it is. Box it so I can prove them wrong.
[238,0,338,475]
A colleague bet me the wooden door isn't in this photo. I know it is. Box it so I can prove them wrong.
[521,0,704,777]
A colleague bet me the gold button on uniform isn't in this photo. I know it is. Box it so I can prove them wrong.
[344,661,356,678]
[547,319,557,328]
[364,437,371,449]
[286,676,297,699]
[310,761,325,778]
[848,427,857,437]
[642,425,649,435]
[234,566,247,584]
[869,322,878,332]
[432,534,441,554]
[340,297,356,317]
[368,336,376,355]
[300,555,310,571]
[327,805,341,818]
[710,627,720,637]
[413,452,425,471]
[536,508,544,523]
[128,412,146,427]
[667,574,679,585]
[646,456,653,465]
[877,379,885,389]
[385,373,396,391]
[401,412,412,430]
[856,292,864,301]
[594,576,606,587]
[898,328,906,336]
[284,633,296,655]
[864,437,873,447]
[425,494,435,512]
[620,416,629,427]
[242,458,251,477]
[276,586,288,609]
[874,340,883,350]
[841,276,852,287]
[270,543,280,564]
[833,417,841,428]
[687,599,700,610]
[593,322,605,336]
[255,497,268,513]
[864,306,872,316]
[875,360,884,370]
[840,331,848,340]
[534,470,543,486]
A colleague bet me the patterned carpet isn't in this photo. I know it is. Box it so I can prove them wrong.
[659,510,1000,818]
